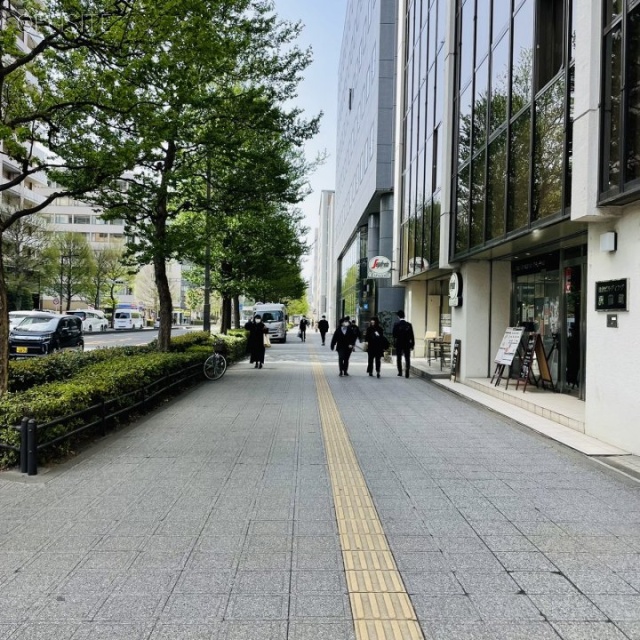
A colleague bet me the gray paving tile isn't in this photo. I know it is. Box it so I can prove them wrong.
[231,571,290,594]
[114,571,180,594]
[94,594,165,621]
[456,572,521,594]
[470,594,544,621]
[220,621,287,640]
[411,595,482,621]
[33,593,105,622]
[71,622,154,639]
[551,622,629,639]
[588,595,640,621]
[149,624,223,639]
[425,621,562,639]
[290,594,349,619]
[495,552,558,572]
[527,594,608,621]
[224,595,288,620]
[160,593,226,621]
[9,624,78,639]
[512,571,580,596]
[287,621,355,640]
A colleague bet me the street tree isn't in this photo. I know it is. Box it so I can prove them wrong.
[0,0,150,393]
[48,233,95,312]
[1,211,55,310]
[91,245,132,312]
[89,0,318,350]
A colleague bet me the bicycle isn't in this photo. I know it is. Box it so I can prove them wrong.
[203,345,227,380]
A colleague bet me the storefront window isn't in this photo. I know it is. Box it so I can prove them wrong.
[533,78,565,221]
[600,1,640,202]
[507,111,530,232]
[487,131,507,239]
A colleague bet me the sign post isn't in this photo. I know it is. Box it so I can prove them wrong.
[491,327,525,387]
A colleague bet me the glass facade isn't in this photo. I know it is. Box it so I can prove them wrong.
[399,0,445,279]
[600,0,640,203]
[338,227,371,325]
[453,0,575,259]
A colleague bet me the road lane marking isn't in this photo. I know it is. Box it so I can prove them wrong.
[313,362,425,640]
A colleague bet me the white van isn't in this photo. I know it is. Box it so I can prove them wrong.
[114,309,144,330]
[254,303,288,343]
[69,309,108,332]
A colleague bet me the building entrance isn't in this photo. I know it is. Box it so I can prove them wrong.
[512,247,586,397]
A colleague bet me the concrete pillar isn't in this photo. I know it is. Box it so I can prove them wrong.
[406,281,427,356]
[368,213,380,259]
[378,193,405,313]
[489,262,512,366]
[452,261,491,380]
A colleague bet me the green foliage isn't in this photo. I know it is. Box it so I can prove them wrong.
[0,328,248,469]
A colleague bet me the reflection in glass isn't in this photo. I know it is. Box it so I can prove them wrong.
[626,6,640,184]
[487,131,507,240]
[565,65,575,208]
[473,58,489,152]
[458,84,473,164]
[604,0,622,26]
[475,2,490,63]
[533,79,565,220]
[508,112,530,231]
[435,53,444,126]
[456,164,470,253]
[492,0,510,41]
[602,25,623,193]
[432,193,441,264]
[511,0,534,114]
[490,34,510,133]
[414,206,425,273]
[423,200,432,268]
[459,1,474,88]
[401,221,410,277]
[471,151,486,247]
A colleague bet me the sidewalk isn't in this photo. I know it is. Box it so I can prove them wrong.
[409,356,640,482]
[0,338,639,639]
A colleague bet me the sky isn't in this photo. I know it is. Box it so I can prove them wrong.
[273,0,347,279]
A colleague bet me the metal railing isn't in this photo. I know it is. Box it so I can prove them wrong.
[2,362,204,476]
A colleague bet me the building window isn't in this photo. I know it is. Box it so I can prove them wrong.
[600,0,640,203]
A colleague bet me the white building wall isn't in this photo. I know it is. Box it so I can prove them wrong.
[585,213,640,453]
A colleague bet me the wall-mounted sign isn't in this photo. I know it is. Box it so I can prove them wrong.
[449,272,463,307]
[368,256,392,278]
[409,257,428,271]
[595,278,628,311]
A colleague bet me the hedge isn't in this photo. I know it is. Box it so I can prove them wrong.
[0,331,247,468]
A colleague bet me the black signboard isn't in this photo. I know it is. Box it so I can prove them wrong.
[450,339,461,382]
[595,279,628,311]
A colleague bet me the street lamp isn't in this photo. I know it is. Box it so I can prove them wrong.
[203,155,212,333]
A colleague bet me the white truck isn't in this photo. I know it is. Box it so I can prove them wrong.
[253,303,288,343]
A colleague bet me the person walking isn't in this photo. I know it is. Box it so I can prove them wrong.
[350,319,361,343]
[244,314,269,369]
[392,309,415,378]
[298,316,308,342]
[364,316,388,378]
[317,315,329,346]
[330,317,357,376]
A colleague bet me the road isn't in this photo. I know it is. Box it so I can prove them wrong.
[82,327,191,351]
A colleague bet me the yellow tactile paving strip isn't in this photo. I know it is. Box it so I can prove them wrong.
[312,362,425,640]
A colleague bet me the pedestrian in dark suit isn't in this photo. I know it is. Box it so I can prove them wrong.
[364,316,388,378]
[244,314,269,368]
[392,310,415,378]
[317,315,329,346]
[330,318,357,376]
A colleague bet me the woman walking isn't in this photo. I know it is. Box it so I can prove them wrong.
[364,316,388,378]
[244,314,269,369]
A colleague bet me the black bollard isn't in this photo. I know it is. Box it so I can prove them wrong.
[27,419,38,476]
[20,417,29,474]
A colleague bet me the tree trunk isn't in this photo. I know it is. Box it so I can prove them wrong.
[154,252,172,350]
[221,296,232,334]
[0,242,9,395]
[233,294,240,329]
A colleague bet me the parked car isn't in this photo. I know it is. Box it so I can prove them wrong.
[68,309,108,332]
[9,314,84,358]
[9,310,57,331]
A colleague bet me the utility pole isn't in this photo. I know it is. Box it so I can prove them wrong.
[203,156,212,333]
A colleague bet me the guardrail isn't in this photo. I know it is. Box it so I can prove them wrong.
[2,362,204,476]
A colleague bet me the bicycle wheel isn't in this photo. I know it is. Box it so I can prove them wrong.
[204,353,227,380]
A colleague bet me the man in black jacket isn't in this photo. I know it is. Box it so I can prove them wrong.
[392,310,415,378]
[317,315,329,346]
[330,317,358,376]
